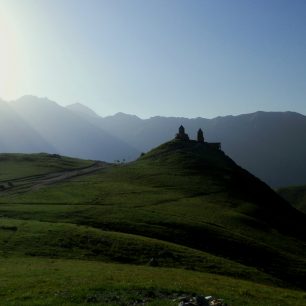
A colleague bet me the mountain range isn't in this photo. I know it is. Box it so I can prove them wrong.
[1,95,306,187]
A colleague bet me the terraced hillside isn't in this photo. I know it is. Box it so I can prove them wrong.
[0,142,306,305]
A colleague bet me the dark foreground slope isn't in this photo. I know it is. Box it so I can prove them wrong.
[0,142,306,304]
[137,140,306,239]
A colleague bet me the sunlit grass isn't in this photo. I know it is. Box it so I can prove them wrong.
[0,257,306,306]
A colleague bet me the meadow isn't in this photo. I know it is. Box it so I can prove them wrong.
[0,142,306,305]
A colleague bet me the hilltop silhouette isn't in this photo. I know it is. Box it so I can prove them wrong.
[1,96,306,187]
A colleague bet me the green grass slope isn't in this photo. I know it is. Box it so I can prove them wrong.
[278,185,306,214]
[1,258,306,306]
[0,153,93,181]
[1,140,306,304]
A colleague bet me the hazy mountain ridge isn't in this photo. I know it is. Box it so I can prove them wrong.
[66,102,100,118]
[89,108,306,187]
[0,96,139,162]
[0,99,56,153]
[1,95,306,187]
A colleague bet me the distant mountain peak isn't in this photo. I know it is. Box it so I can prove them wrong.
[113,112,141,119]
[66,103,99,118]
[13,95,59,108]
[102,112,142,122]
[17,95,52,102]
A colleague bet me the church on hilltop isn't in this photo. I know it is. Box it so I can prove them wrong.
[175,125,221,150]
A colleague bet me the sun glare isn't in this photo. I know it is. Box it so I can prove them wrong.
[0,14,19,100]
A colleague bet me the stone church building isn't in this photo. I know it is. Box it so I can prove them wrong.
[175,125,221,150]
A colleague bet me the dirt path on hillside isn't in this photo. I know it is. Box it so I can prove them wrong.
[0,162,109,194]
[31,161,108,191]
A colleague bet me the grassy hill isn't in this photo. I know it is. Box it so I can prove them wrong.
[0,142,306,305]
[0,153,93,181]
[278,185,306,214]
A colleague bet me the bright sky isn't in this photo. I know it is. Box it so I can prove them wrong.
[0,0,306,118]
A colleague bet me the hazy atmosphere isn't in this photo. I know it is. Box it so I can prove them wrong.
[1,0,306,118]
[2,2,306,305]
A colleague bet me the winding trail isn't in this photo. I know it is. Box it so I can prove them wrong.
[0,161,109,194]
